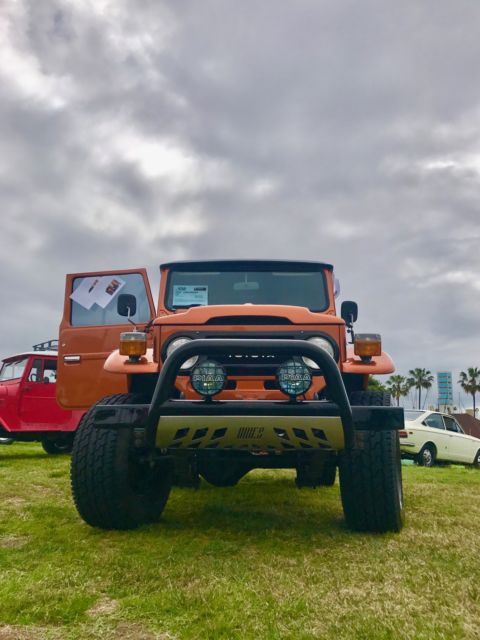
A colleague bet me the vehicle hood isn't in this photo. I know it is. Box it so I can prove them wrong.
[155,305,342,326]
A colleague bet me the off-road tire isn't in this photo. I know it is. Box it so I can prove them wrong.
[417,444,436,467]
[339,390,404,532]
[318,454,337,486]
[199,461,251,487]
[71,394,172,530]
[42,436,74,455]
[296,453,337,487]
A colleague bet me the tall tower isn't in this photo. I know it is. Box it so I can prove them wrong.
[437,371,453,411]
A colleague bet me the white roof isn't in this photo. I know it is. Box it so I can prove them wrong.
[2,351,58,362]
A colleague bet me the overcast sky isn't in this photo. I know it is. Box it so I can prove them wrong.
[1,0,480,409]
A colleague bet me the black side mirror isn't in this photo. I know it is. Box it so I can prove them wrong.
[117,293,137,318]
[341,300,358,325]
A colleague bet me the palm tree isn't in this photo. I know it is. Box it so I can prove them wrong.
[408,368,434,409]
[385,375,411,407]
[458,367,480,417]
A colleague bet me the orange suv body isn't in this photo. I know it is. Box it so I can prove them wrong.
[59,260,405,533]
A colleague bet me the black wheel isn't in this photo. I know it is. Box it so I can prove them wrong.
[339,390,404,532]
[199,461,250,487]
[417,444,436,467]
[71,394,172,530]
[42,435,74,455]
[296,453,337,487]
[318,454,337,486]
[473,449,480,469]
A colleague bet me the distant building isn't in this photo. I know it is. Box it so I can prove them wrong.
[437,371,453,410]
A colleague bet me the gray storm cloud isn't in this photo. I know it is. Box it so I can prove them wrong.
[1,0,480,407]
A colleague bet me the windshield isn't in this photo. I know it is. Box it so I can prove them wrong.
[404,410,425,421]
[166,270,329,311]
[0,358,28,381]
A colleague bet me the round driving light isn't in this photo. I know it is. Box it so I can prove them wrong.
[165,337,198,370]
[302,336,335,369]
[191,361,226,397]
[277,360,312,397]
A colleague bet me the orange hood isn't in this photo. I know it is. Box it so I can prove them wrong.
[154,305,343,326]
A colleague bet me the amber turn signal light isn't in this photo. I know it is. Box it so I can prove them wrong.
[119,331,147,358]
[354,333,382,357]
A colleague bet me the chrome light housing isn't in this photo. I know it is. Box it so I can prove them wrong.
[165,337,199,370]
[302,336,335,369]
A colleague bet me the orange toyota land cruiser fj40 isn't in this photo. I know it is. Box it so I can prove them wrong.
[58,260,404,532]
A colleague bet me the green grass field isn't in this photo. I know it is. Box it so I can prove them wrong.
[0,443,479,640]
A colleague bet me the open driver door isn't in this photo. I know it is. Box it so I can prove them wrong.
[57,268,156,409]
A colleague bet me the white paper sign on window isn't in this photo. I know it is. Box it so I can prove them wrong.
[93,276,126,309]
[70,276,126,310]
[70,277,99,310]
[173,285,208,307]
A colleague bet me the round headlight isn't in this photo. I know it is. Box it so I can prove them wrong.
[191,361,226,397]
[165,337,199,370]
[302,336,335,369]
[277,360,312,398]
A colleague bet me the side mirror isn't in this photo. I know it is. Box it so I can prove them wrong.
[117,293,137,318]
[341,300,358,325]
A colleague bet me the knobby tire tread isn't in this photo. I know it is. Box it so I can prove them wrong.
[71,394,171,530]
[340,390,404,532]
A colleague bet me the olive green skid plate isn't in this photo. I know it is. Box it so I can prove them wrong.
[155,415,344,452]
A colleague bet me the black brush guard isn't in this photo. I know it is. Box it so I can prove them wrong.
[92,339,404,449]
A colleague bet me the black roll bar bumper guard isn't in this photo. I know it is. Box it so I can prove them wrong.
[93,339,404,450]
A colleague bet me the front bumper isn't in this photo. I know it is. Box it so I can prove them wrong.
[93,339,404,452]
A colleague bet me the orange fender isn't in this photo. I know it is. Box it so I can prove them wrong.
[342,347,395,375]
[104,348,159,375]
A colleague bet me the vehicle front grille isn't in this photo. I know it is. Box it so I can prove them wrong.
[217,351,285,375]
[164,330,330,377]
[205,331,300,376]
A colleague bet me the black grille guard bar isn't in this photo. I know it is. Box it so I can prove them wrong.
[147,339,355,449]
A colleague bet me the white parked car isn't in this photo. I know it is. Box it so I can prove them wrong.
[400,410,480,467]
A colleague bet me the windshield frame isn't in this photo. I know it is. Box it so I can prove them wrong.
[164,266,330,313]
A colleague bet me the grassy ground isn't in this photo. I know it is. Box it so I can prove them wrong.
[0,444,479,640]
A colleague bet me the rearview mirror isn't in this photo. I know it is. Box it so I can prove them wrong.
[233,281,259,291]
[341,301,358,325]
[117,293,137,318]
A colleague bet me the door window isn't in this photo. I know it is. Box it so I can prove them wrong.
[43,360,57,384]
[28,359,43,383]
[423,414,445,430]
[71,273,151,327]
[444,416,463,433]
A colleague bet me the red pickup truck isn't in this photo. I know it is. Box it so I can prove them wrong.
[0,341,83,453]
